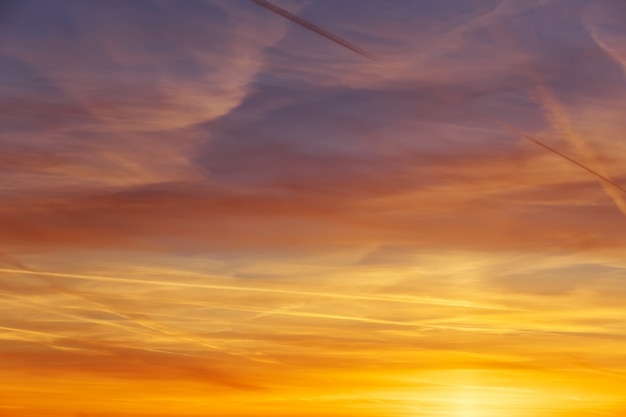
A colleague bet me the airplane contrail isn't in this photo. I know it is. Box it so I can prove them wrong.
[249,0,626,195]
[248,0,382,63]
[0,259,279,359]
[209,303,521,333]
[508,126,626,194]
[0,267,508,310]
[0,268,519,334]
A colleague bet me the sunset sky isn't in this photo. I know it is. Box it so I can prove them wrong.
[1,0,626,416]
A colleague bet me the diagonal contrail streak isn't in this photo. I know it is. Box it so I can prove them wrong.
[510,127,626,194]
[248,0,383,63]
[249,0,626,195]
[0,267,508,310]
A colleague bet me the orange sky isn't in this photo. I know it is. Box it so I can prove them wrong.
[1,0,626,416]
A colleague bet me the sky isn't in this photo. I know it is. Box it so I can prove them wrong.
[1,0,626,416]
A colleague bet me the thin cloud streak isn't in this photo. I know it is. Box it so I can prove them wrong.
[0,268,508,310]
[248,0,383,63]
[497,122,626,195]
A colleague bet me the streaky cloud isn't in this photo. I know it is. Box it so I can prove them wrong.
[248,0,383,63]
